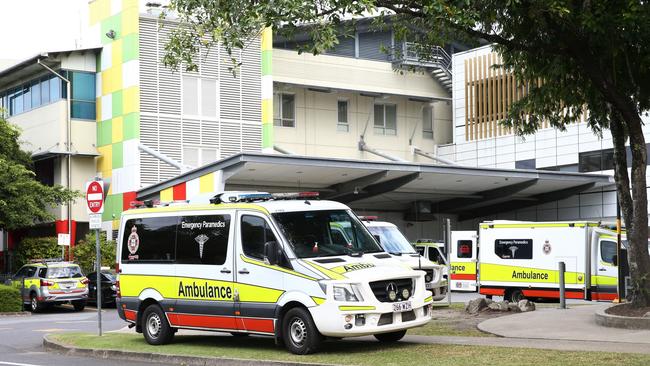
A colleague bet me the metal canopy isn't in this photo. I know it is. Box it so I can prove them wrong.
[137,153,614,219]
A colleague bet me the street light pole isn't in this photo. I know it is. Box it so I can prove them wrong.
[38,59,72,259]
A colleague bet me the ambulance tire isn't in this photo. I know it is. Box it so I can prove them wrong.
[282,307,322,355]
[30,293,43,313]
[72,300,86,312]
[142,304,175,345]
[506,289,524,303]
[374,330,407,343]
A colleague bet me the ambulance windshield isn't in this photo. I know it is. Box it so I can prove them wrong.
[366,225,417,255]
[272,210,383,258]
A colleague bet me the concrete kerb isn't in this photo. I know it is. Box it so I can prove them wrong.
[0,311,31,317]
[595,305,650,330]
[42,334,329,366]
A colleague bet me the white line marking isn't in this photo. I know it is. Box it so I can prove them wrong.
[0,361,43,366]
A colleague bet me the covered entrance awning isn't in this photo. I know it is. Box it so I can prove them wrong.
[137,153,614,221]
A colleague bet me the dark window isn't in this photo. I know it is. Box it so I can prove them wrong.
[24,266,37,278]
[358,31,391,61]
[539,164,579,172]
[121,216,178,262]
[41,78,50,104]
[34,158,55,186]
[38,268,47,278]
[515,159,536,170]
[337,100,349,132]
[241,215,277,260]
[457,240,473,258]
[31,81,40,109]
[416,246,425,256]
[328,36,356,57]
[70,71,96,119]
[495,239,533,259]
[601,240,617,265]
[176,215,230,265]
[14,266,29,278]
[428,247,442,264]
[274,93,295,127]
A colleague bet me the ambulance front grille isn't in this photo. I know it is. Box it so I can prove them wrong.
[369,278,414,302]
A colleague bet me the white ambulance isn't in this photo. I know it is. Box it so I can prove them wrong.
[357,217,448,301]
[476,220,627,302]
[448,231,478,292]
[115,192,433,354]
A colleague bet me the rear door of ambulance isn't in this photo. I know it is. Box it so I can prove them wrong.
[450,231,477,292]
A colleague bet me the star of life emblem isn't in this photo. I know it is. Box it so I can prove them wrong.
[195,234,209,259]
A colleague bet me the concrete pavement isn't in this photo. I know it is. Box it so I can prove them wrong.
[478,303,650,344]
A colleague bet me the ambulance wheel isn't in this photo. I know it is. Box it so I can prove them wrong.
[374,330,407,343]
[507,289,524,303]
[142,304,174,345]
[72,300,86,312]
[30,293,43,313]
[282,307,322,355]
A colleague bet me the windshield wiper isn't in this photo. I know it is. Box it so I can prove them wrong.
[346,248,364,257]
[388,251,403,256]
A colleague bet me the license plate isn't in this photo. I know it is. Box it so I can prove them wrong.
[392,301,412,312]
[61,282,74,289]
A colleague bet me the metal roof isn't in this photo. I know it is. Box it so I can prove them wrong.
[137,152,614,220]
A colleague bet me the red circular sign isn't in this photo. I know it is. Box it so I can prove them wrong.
[86,181,104,213]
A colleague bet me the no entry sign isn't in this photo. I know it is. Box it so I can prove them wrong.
[86,180,105,214]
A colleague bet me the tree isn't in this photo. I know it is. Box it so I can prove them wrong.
[73,232,116,273]
[0,114,78,230]
[12,237,60,269]
[163,1,650,306]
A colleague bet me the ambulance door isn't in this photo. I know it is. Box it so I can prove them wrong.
[172,212,236,331]
[450,231,477,292]
[593,237,618,301]
[234,212,285,335]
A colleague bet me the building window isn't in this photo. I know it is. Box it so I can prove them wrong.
[274,93,295,127]
[515,159,536,170]
[182,76,217,117]
[70,71,96,120]
[374,103,397,135]
[183,146,218,168]
[422,105,433,139]
[337,100,349,132]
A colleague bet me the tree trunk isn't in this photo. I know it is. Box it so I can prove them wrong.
[624,113,650,306]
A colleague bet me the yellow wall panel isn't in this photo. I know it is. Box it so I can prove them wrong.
[199,173,215,193]
[111,39,123,68]
[121,6,139,35]
[97,145,112,173]
[112,116,124,143]
[160,188,173,202]
[123,86,140,114]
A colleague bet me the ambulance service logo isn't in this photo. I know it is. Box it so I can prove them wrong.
[543,240,552,255]
[127,226,140,260]
[195,234,209,259]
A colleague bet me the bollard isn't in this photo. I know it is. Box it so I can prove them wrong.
[558,262,566,309]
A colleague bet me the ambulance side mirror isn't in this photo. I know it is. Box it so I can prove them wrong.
[264,241,279,266]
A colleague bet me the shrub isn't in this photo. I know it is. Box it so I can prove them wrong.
[0,285,22,312]
[13,236,60,270]
[73,232,116,273]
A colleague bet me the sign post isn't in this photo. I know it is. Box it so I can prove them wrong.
[86,179,105,336]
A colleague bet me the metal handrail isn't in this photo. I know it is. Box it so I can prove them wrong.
[394,42,452,73]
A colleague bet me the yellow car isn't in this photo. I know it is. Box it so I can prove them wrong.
[7,259,89,312]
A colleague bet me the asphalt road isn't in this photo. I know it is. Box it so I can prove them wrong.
[0,304,173,366]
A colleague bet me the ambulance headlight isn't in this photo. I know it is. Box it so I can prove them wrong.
[333,284,364,302]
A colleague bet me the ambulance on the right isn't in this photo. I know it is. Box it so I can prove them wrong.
[472,220,641,302]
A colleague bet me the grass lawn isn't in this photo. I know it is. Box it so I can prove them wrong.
[51,332,650,366]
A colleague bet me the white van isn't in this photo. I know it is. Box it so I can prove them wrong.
[477,220,630,302]
[357,218,448,301]
[115,192,432,354]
